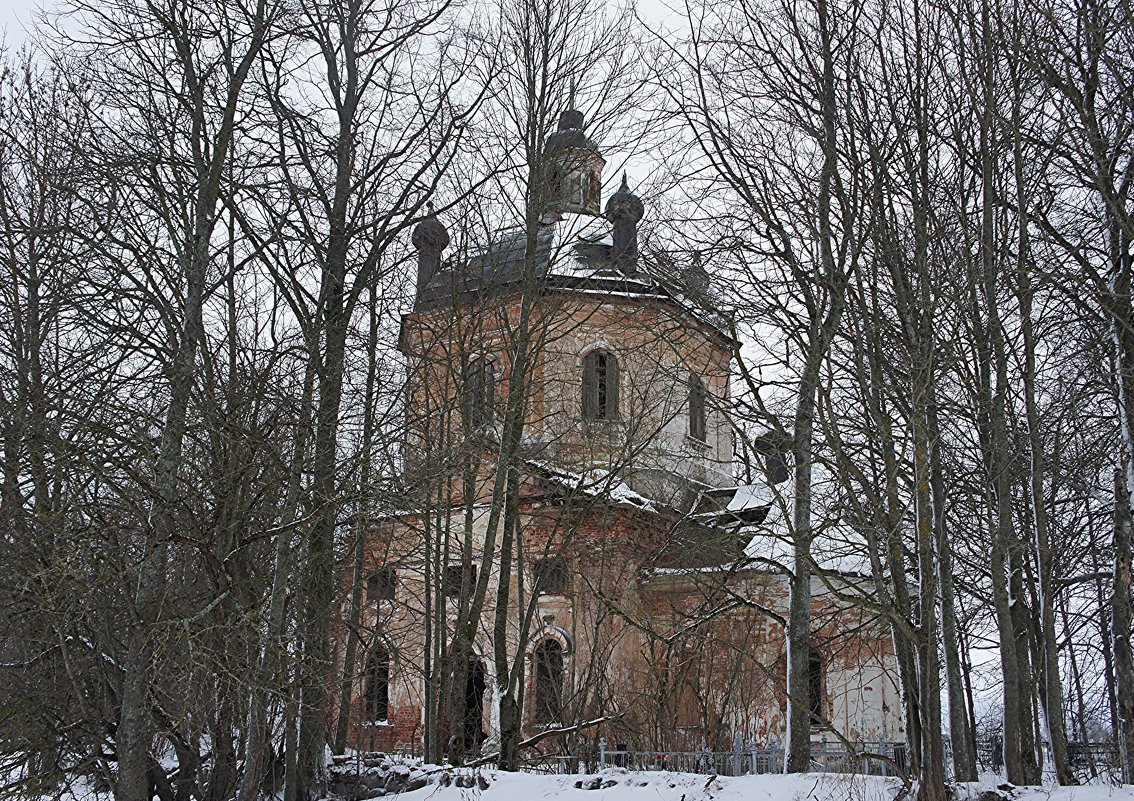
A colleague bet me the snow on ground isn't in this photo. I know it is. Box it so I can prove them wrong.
[16,764,1134,801]
[382,768,1134,801]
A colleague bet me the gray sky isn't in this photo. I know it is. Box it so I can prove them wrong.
[1,0,40,47]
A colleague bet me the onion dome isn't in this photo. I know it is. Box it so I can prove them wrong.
[683,252,711,296]
[604,173,644,224]
[412,204,450,253]
[412,203,449,305]
[545,108,600,153]
[542,108,605,216]
[604,173,643,274]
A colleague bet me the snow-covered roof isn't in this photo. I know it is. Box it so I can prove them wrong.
[524,459,662,514]
[416,214,732,339]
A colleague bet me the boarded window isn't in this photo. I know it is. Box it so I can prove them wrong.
[464,358,495,428]
[582,350,619,421]
[533,639,564,724]
[688,373,706,441]
[366,568,396,601]
[364,646,390,722]
[534,559,569,595]
[445,565,477,600]
[809,650,824,724]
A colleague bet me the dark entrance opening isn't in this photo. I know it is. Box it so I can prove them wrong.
[463,660,486,753]
[808,650,824,724]
[534,639,564,724]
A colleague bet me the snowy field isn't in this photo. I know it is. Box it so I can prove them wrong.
[20,763,1134,801]
[347,768,1134,801]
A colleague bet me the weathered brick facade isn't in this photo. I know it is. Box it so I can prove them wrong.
[336,107,902,757]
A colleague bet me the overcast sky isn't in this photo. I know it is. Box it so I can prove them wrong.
[1,0,39,47]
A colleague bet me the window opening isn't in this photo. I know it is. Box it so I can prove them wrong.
[534,559,569,595]
[582,350,619,421]
[364,645,390,722]
[367,568,396,601]
[445,565,477,600]
[809,650,824,724]
[464,660,487,752]
[688,373,706,442]
[533,639,564,724]
[464,358,494,428]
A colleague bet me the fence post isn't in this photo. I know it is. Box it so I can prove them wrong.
[599,737,607,771]
[879,739,887,777]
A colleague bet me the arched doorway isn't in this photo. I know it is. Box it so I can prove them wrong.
[533,639,564,724]
[463,659,487,753]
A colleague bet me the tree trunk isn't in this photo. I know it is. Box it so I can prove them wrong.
[929,400,975,783]
[785,363,816,774]
[1113,466,1134,783]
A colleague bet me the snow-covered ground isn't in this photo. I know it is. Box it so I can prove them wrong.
[18,765,1134,801]
[382,768,1134,801]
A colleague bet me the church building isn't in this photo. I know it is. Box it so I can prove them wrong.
[340,108,903,761]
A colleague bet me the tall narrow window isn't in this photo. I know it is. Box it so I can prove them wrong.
[533,639,564,724]
[582,350,619,421]
[534,559,569,595]
[464,358,494,428]
[364,646,390,722]
[688,373,706,442]
[808,650,824,724]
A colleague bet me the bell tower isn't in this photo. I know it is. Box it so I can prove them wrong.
[543,108,605,216]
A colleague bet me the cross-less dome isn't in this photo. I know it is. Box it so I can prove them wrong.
[545,108,600,153]
[412,206,450,253]
[542,109,605,216]
[604,173,644,224]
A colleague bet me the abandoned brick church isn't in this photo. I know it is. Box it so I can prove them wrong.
[338,107,902,758]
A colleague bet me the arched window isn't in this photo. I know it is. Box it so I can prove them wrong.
[533,639,564,724]
[364,645,390,722]
[808,650,824,724]
[582,350,619,421]
[567,172,584,207]
[464,358,494,428]
[547,167,564,201]
[688,373,706,442]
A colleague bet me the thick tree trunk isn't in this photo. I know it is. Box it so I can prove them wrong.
[912,388,945,800]
[333,287,382,755]
[112,5,269,796]
[1110,213,1134,784]
[297,315,350,794]
[1009,551,1041,783]
[928,400,975,783]
[1113,467,1134,783]
[1011,78,1075,784]
[117,246,208,801]
[785,368,816,774]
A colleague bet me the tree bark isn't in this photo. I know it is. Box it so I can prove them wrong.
[1113,466,1134,783]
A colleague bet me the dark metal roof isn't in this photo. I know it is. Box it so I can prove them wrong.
[414,215,733,341]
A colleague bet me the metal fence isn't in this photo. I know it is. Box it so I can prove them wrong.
[975,738,1121,782]
[597,737,908,778]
